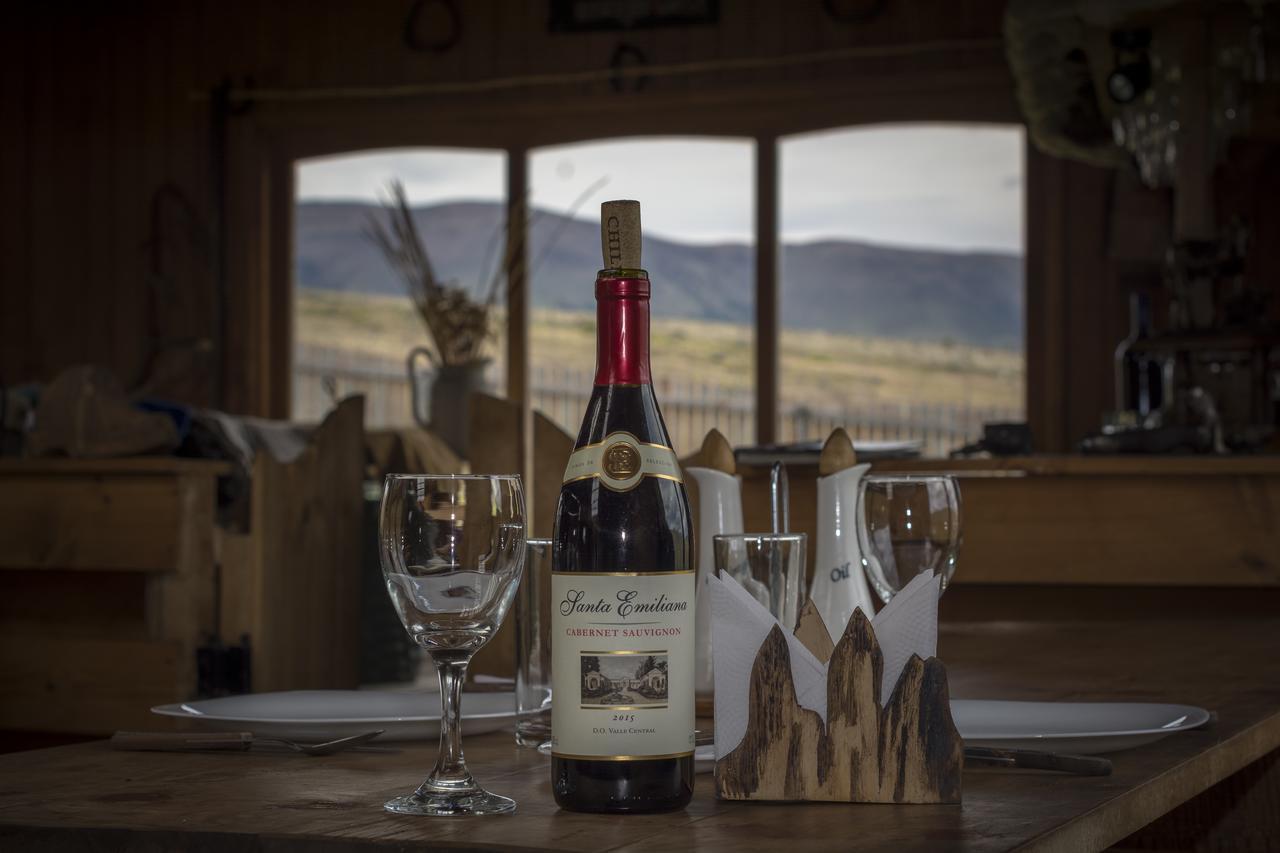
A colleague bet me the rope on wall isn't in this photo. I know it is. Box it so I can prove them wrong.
[190,36,1003,105]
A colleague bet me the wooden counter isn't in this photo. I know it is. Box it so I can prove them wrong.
[0,398,366,734]
[739,455,1280,588]
[1,617,1277,852]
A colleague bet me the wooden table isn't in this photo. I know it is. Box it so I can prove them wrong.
[1,618,1277,852]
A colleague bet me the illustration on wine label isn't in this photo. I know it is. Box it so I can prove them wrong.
[580,651,669,709]
[561,430,681,491]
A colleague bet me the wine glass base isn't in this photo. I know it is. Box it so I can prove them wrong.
[384,789,517,817]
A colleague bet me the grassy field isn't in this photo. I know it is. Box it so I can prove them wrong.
[296,289,1023,412]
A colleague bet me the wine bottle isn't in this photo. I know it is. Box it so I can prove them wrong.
[550,200,695,813]
[1114,291,1164,417]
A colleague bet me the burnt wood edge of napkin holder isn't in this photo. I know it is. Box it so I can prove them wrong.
[714,606,963,804]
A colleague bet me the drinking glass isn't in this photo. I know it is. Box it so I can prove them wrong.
[379,474,526,816]
[856,474,961,604]
[713,533,806,628]
[514,537,552,748]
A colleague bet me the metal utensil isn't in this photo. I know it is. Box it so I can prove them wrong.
[963,745,1112,776]
[694,730,1111,776]
[770,462,790,534]
[111,729,385,756]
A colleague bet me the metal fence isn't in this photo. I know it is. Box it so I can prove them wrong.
[294,345,1019,457]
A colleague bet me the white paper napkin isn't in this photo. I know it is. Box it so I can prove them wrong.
[710,570,938,758]
[867,572,939,704]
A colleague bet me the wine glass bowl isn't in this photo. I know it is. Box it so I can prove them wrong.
[379,474,526,816]
[856,475,961,604]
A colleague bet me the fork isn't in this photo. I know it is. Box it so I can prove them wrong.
[111,730,385,756]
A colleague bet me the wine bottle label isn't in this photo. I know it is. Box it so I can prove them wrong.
[562,431,682,491]
[550,570,695,760]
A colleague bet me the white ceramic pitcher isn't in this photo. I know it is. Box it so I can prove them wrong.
[810,462,877,644]
[685,466,743,699]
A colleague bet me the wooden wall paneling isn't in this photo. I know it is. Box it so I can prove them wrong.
[152,3,216,406]
[1173,14,1215,242]
[22,16,67,381]
[1216,140,1280,328]
[302,0,334,88]
[222,115,276,416]
[253,0,289,93]
[462,0,499,85]
[714,0,752,93]
[750,0,787,96]
[255,0,301,409]
[780,0,816,92]
[358,0,401,94]
[81,12,114,384]
[108,8,146,393]
[541,1,600,106]
[0,10,31,383]
[490,0,528,83]
[1064,163,1114,447]
[134,6,174,388]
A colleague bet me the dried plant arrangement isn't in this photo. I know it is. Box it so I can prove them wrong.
[365,180,512,368]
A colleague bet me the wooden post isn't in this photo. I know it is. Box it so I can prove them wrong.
[506,149,529,406]
[505,149,533,525]
[1024,142,1069,453]
[755,135,779,445]
[266,150,294,420]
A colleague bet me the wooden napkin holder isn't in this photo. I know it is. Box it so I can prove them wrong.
[714,601,963,804]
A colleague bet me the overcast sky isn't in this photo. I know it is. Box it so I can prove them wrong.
[296,123,1024,254]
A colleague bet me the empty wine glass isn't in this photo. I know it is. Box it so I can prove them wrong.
[856,475,961,604]
[380,474,526,816]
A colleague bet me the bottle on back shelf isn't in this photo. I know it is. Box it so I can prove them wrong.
[550,200,695,813]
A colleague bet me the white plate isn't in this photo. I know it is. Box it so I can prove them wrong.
[952,699,1210,754]
[151,689,525,742]
[692,699,1210,770]
[159,694,1207,754]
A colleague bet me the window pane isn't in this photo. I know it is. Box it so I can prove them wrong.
[293,148,506,427]
[528,137,754,454]
[779,123,1025,456]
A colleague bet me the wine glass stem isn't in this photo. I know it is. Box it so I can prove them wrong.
[423,652,478,794]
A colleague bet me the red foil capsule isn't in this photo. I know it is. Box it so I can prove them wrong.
[593,273,652,386]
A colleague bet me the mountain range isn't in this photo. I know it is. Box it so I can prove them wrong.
[295,200,1023,349]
